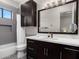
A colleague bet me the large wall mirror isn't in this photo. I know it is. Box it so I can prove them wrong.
[38,1,78,34]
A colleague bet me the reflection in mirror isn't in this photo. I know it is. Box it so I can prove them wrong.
[38,1,78,34]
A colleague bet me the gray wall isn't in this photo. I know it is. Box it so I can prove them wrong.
[0,2,18,45]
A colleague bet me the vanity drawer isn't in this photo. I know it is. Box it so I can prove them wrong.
[27,39,35,43]
[27,39,43,46]
[27,39,36,47]
[27,47,36,53]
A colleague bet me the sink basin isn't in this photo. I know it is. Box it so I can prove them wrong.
[36,36,49,39]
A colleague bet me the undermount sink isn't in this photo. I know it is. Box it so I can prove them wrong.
[36,36,49,39]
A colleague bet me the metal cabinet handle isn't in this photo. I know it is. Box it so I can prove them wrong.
[44,48,48,56]
[64,48,79,52]
[60,51,62,59]
[46,48,48,56]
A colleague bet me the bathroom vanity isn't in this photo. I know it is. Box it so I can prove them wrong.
[26,36,79,59]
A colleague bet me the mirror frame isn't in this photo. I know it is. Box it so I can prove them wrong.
[38,0,78,34]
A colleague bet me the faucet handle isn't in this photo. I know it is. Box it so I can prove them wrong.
[48,33,53,38]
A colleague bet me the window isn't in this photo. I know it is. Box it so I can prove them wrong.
[0,8,12,20]
[0,8,12,26]
[0,9,2,18]
[3,9,12,19]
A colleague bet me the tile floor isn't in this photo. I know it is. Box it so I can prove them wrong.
[2,54,26,59]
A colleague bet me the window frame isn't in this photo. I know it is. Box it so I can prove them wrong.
[2,9,12,20]
[0,8,3,18]
[0,8,12,20]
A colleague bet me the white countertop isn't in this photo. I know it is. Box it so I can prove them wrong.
[26,36,79,47]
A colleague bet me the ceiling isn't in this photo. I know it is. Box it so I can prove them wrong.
[13,0,29,4]
[13,0,57,5]
[0,0,78,9]
[0,0,29,8]
[12,0,73,8]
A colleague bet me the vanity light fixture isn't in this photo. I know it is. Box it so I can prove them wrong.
[43,0,73,9]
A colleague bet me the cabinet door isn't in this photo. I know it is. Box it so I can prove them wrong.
[21,4,33,26]
[27,39,46,59]
[37,41,60,59]
[62,48,79,59]
[27,39,37,59]
[36,46,47,59]
[46,43,60,59]
[21,0,37,26]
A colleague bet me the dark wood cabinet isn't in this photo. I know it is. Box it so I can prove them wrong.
[62,47,79,59]
[27,39,37,59]
[36,41,60,59]
[21,0,37,26]
[47,43,60,59]
[27,39,79,59]
[27,39,60,59]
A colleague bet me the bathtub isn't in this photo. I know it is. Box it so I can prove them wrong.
[0,43,16,58]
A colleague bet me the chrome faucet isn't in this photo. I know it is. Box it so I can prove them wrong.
[48,33,53,38]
